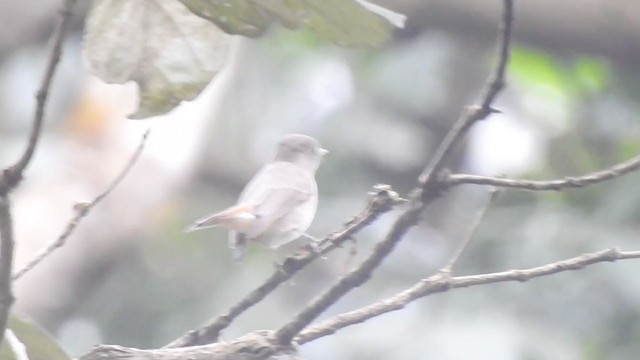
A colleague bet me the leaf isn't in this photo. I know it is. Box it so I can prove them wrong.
[180,0,405,47]
[179,0,269,37]
[83,0,232,119]
[0,314,71,360]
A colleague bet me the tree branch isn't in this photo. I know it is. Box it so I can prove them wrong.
[82,331,300,360]
[0,0,77,193]
[164,185,399,348]
[446,153,640,191]
[416,0,513,192]
[12,130,150,282]
[0,0,77,344]
[296,247,640,344]
[274,0,515,345]
[0,195,14,344]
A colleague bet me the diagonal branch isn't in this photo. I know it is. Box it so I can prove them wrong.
[296,247,640,344]
[446,153,640,191]
[275,0,515,345]
[12,130,150,282]
[164,185,399,348]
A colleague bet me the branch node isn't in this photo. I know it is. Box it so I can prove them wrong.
[514,270,528,282]
[488,106,502,114]
[605,247,621,261]
[0,168,23,195]
[73,201,90,214]
[0,294,15,308]
[368,184,402,211]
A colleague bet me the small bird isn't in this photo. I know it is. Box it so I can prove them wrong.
[186,134,328,261]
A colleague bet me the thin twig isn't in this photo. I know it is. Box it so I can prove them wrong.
[164,185,399,348]
[274,0,515,345]
[5,329,30,360]
[0,0,77,193]
[446,153,640,191]
[0,195,14,344]
[297,247,640,344]
[440,188,500,274]
[12,130,150,282]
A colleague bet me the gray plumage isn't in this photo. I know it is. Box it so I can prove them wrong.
[187,134,327,261]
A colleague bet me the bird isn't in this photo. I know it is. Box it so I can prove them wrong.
[185,134,328,261]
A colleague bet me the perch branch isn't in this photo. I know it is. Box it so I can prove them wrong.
[275,0,515,345]
[12,130,150,281]
[164,185,399,348]
[82,330,299,360]
[297,248,640,344]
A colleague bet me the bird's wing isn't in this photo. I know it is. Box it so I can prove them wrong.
[240,162,315,236]
[229,162,316,256]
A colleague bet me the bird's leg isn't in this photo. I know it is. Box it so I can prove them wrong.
[299,233,329,260]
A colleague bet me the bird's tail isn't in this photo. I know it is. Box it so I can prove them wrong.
[184,204,255,233]
[184,215,223,232]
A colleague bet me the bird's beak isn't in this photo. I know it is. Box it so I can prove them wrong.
[317,148,329,156]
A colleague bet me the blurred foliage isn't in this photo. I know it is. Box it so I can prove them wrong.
[573,56,610,93]
[0,315,70,360]
[510,46,611,97]
[619,138,640,159]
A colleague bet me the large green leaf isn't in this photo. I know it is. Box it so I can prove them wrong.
[179,0,405,47]
[84,0,232,119]
[0,314,70,360]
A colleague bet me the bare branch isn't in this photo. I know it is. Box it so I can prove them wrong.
[275,206,420,345]
[297,247,640,344]
[275,0,515,345]
[0,0,78,344]
[82,331,300,360]
[164,185,399,348]
[12,130,150,282]
[0,0,77,193]
[0,195,14,344]
[446,153,640,191]
[416,0,513,193]
[440,188,499,274]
